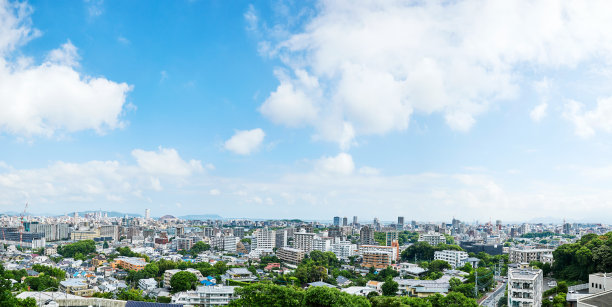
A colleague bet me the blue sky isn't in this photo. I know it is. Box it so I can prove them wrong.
[2,0,612,222]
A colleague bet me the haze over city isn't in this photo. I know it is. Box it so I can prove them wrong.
[3,0,612,222]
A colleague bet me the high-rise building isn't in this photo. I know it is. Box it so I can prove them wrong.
[373,218,380,231]
[254,227,276,250]
[294,232,316,253]
[342,217,348,226]
[333,216,340,226]
[145,209,150,220]
[360,226,375,245]
[385,231,398,246]
[352,216,358,226]
[73,212,78,224]
[397,216,404,230]
[275,229,287,248]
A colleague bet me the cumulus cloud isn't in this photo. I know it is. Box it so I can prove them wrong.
[132,147,203,176]
[530,103,548,122]
[563,98,612,137]
[224,128,265,155]
[258,0,612,146]
[314,153,355,175]
[0,147,204,207]
[0,1,132,137]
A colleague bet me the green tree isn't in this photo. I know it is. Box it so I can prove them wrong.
[304,286,370,307]
[381,277,399,296]
[57,240,96,258]
[229,283,304,307]
[117,288,150,301]
[170,271,198,292]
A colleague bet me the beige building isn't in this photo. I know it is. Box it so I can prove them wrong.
[59,279,95,297]
[362,250,392,269]
[277,247,306,264]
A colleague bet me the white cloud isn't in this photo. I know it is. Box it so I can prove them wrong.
[117,36,130,45]
[259,0,612,146]
[209,189,220,196]
[131,147,203,176]
[244,4,258,32]
[0,147,204,207]
[358,166,380,176]
[530,103,548,122]
[563,98,612,137]
[0,1,132,137]
[314,152,354,175]
[224,128,265,155]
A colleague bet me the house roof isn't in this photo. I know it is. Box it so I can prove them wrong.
[308,281,336,288]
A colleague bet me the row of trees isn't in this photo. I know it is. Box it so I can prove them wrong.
[400,241,463,262]
[0,264,37,306]
[57,240,96,259]
[227,282,478,307]
[552,232,612,281]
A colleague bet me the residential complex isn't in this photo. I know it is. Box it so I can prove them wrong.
[507,268,543,307]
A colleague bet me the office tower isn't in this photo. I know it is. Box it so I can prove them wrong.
[352,216,358,226]
[333,216,340,226]
[397,216,404,230]
[360,226,375,245]
[275,229,287,248]
[373,218,380,231]
[342,217,348,226]
[145,209,150,220]
[73,212,78,223]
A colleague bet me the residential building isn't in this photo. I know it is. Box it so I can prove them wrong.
[332,241,356,260]
[589,273,612,293]
[222,268,255,282]
[71,229,99,241]
[294,232,316,253]
[99,225,119,241]
[59,278,94,297]
[507,268,543,307]
[360,245,399,262]
[509,248,553,264]
[164,269,205,288]
[139,278,158,292]
[253,227,276,250]
[277,247,306,264]
[343,217,348,226]
[171,285,238,306]
[418,233,446,246]
[362,250,392,268]
[360,226,375,245]
[175,237,194,251]
[386,231,398,246]
[223,236,239,253]
[434,250,469,268]
[275,229,287,248]
[113,256,147,271]
[313,236,332,252]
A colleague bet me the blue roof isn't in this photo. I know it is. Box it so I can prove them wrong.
[200,280,216,286]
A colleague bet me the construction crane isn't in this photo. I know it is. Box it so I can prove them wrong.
[19,202,28,248]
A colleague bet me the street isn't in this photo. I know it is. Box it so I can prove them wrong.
[480,281,507,307]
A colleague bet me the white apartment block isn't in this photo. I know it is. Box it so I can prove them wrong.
[589,273,612,294]
[360,245,399,261]
[253,228,276,250]
[223,236,239,253]
[313,236,332,252]
[171,285,238,306]
[138,278,157,292]
[434,250,468,268]
[164,269,204,288]
[508,248,553,264]
[332,241,357,260]
[294,232,316,253]
[418,233,446,246]
[508,268,543,307]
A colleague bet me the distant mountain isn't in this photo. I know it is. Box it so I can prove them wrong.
[179,214,223,220]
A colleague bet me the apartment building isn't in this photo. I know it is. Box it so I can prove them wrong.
[99,225,119,241]
[332,241,357,260]
[59,278,95,297]
[385,231,398,246]
[418,232,446,246]
[507,268,543,307]
[171,285,238,306]
[508,248,553,264]
[434,250,469,268]
[362,250,392,269]
[294,232,316,253]
[164,269,204,288]
[360,226,375,245]
[589,273,612,294]
[313,236,332,252]
[113,256,147,272]
[275,229,287,248]
[277,247,306,264]
[360,245,399,262]
[253,227,276,250]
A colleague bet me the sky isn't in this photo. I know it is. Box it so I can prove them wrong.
[2,0,612,222]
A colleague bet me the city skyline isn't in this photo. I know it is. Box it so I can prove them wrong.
[4,1,612,222]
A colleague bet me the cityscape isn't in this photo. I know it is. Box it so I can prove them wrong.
[3,0,612,307]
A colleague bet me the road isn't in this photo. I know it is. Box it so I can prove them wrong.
[480,281,507,307]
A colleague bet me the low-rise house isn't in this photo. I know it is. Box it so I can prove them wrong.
[138,278,158,292]
[341,286,378,296]
[336,276,352,287]
[308,281,336,288]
